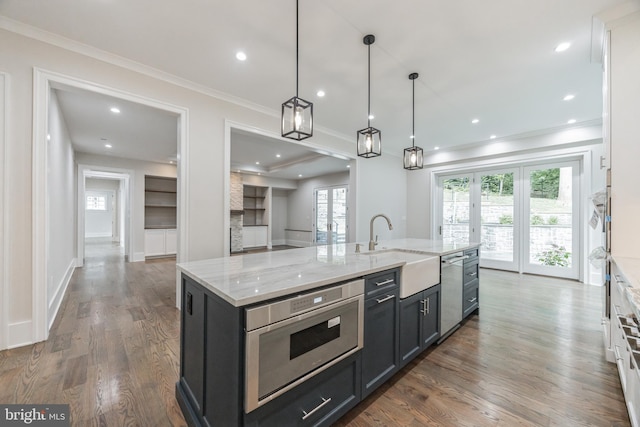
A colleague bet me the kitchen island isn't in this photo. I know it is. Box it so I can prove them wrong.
[176,238,480,426]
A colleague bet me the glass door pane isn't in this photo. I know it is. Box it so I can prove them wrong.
[315,189,329,244]
[441,176,471,245]
[523,162,579,279]
[478,170,518,270]
[332,187,347,243]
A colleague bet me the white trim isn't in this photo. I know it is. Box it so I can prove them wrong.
[33,68,190,340]
[286,239,314,248]
[7,321,33,349]
[47,258,75,329]
[132,252,146,263]
[0,72,8,350]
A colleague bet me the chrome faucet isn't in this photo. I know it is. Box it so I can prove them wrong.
[369,214,393,251]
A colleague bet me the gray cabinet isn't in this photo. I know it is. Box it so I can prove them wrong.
[361,269,400,398]
[399,284,440,367]
[462,248,479,319]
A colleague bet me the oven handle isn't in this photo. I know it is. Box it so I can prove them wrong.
[301,397,332,420]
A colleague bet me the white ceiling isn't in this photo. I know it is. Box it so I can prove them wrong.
[1,0,623,165]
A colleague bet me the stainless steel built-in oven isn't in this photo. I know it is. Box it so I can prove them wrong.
[244,279,364,412]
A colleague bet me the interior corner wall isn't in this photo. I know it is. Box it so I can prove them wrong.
[0,72,7,350]
[46,89,77,330]
[355,155,407,242]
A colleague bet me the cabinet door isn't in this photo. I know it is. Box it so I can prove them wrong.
[255,226,268,247]
[165,229,177,255]
[144,229,166,256]
[243,227,256,248]
[362,289,399,398]
[422,286,440,347]
[180,278,206,415]
[399,292,423,367]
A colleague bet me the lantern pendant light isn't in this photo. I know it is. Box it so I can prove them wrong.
[281,0,313,141]
[403,72,424,170]
[357,34,381,158]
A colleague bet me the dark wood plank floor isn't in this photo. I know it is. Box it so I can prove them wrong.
[0,241,630,426]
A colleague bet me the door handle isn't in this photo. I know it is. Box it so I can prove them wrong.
[376,294,395,304]
[302,397,332,420]
[186,292,193,315]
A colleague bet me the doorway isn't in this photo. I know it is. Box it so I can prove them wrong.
[436,160,580,279]
[314,185,348,245]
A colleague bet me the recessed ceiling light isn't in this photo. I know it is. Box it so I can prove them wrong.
[169,160,174,164]
[104,144,112,148]
[276,154,281,158]
[317,90,325,97]
[236,51,247,61]
[347,165,351,168]
[563,94,575,101]
[555,42,571,52]
[110,107,120,114]
[255,161,260,165]
[471,119,479,124]
[434,146,440,150]
[257,173,261,176]
[567,119,577,124]
[298,174,303,177]
[490,135,497,139]
[368,114,374,120]
[47,134,51,141]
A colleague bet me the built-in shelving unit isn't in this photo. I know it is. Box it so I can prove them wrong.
[145,175,177,229]
[144,175,177,257]
[243,185,267,226]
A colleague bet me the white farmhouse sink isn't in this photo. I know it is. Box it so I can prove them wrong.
[399,255,440,298]
[363,249,440,298]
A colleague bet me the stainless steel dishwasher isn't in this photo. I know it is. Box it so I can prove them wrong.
[439,252,468,340]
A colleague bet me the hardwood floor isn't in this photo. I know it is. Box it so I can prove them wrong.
[0,245,630,426]
[335,270,630,427]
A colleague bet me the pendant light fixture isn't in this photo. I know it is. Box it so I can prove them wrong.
[403,72,424,170]
[357,34,381,158]
[281,0,313,141]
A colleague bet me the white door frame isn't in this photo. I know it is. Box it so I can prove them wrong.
[0,72,8,350]
[78,168,132,265]
[33,68,190,342]
[313,185,349,245]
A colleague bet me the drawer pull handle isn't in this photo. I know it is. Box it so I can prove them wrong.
[186,292,193,315]
[468,297,477,303]
[302,397,332,420]
[375,278,394,287]
[376,294,395,304]
[468,272,477,277]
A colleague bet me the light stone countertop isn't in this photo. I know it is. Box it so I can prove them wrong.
[613,256,640,320]
[177,238,480,307]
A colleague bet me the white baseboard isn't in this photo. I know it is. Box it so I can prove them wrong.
[589,271,604,286]
[8,320,33,349]
[85,232,112,238]
[48,258,75,329]
[131,251,146,262]
[272,239,286,246]
[286,239,313,247]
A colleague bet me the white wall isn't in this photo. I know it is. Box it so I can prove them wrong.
[46,90,77,331]
[271,188,289,246]
[355,155,407,242]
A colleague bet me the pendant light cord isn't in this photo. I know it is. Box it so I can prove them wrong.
[367,43,371,127]
[412,78,415,148]
[296,0,299,97]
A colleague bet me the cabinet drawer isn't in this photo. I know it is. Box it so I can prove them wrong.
[463,284,479,318]
[463,262,478,285]
[245,353,360,427]
[464,247,479,260]
[364,269,399,298]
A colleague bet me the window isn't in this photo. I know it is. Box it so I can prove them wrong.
[86,195,107,211]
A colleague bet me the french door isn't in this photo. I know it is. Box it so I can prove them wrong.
[437,161,579,279]
[314,186,348,245]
